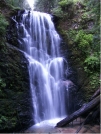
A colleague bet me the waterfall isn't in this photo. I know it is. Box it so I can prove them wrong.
[17,11,67,124]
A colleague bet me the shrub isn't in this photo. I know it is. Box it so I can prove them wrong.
[59,0,73,8]
[75,30,93,49]
[84,55,99,72]
[89,73,100,89]
[52,7,63,17]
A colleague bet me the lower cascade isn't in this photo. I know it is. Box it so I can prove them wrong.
[16,11,68,124]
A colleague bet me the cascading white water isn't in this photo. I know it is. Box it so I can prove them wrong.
[17,11,67,124]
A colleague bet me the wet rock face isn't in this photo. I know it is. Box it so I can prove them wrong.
[60,80,82,115]
[0,10,34,132]
[6,10,26,48]
[0,42,33,132]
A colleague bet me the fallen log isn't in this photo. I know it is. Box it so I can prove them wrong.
[89,89,100,101]
[56,95,100,127]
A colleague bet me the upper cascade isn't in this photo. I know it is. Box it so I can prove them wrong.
[26,0,35,10]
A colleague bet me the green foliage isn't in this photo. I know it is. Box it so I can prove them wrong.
[0,116,8,126]
[5,0,14,5]
[35,0,59,12]
[83,71,99,101]
[84,55,99,72]
[66,30,77,46]
[81,12,89,20]
[52,7,63,18]
[0,14,8,37]
[86,0,100,20]
[0,78,6,88]
[59,0,73,7]
[0,116,7,123]
[75,30,93,49]
[89,73,99,89]
[5,0,23,7]
[75,29,99,78]
[0,114,17,129]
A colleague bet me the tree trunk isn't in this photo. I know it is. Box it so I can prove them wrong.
[56,95,100,127]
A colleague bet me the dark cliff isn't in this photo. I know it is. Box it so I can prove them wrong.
[0,0,33,132]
